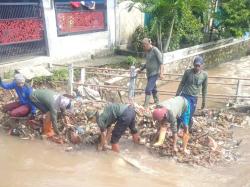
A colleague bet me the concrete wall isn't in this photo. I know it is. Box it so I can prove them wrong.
[42,0,145,58]
[116,1,144,46]
[163,38,250,74]
[42,0,116,61]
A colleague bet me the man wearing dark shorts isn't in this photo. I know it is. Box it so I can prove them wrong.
[87,103,140,153]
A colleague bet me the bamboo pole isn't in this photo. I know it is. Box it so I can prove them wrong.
[85,71,245,86]
[73,83,250,99]
[235,79,242,103]
[128,65,136,101]
[52,64,250,81]
[68,64,74,95]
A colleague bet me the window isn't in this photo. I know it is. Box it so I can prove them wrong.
[54,0,107,36]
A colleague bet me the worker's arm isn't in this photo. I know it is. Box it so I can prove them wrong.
[106,126,112,144]
[27,87,36,116]
[176,70,188,96]
[153,47,164,78]
[30,104,36,116]
[168,111,178,152]
[168,111,178,135]
[0,80,16,90]
[159,64,164,79]
[97,129,107,151]
[60,108,71,126]
[201,73,208,109]
[136,64,146,73]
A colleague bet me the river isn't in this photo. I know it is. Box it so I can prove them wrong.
[0,56,250,187]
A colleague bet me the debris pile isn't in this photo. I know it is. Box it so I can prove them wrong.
[0,86,249,167]
[135,109,247,167]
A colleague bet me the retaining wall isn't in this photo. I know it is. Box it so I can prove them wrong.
[163,38,250,74]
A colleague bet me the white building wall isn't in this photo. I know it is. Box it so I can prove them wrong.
[116,1,144,46]
[42,0,115,60]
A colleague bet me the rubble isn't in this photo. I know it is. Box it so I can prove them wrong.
[0,78,249,168]
[135,109,247,167]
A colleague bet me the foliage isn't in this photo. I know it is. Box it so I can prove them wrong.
[214,0,250,37]
[33,68,68,86]
[129,0,207,51]
[131,25,148,52]
[74,68,81,81]
[170,5,204,50]
[3,70,15,79]
[126,56,138,66]
[50,68,68,81]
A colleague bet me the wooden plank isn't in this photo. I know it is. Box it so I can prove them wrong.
[104,73,130,85]
[17,66,52,80]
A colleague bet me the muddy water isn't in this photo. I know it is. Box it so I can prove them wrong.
[1,56,250,187]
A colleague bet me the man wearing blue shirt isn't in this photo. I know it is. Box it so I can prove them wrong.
[0,74,35,117]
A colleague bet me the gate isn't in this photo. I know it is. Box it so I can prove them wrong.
[0,1,48,62]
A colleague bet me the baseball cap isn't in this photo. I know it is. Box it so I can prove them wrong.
[193,56,204,65]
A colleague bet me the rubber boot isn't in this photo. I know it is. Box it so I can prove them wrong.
[111,143,120,153]
[43,112,55,138]
[183,132,190,154]
[132,133,140,144]
[153,127,167,147]
[153,93,159,105]
[143,95,151,108]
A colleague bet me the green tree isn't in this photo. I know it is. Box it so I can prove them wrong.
[128,0,208,51]
[215,0,250,37]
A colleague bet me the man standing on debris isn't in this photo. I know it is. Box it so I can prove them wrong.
[176,56,208,128]
[87,103,140,153]
[137,38,164,108]
[152,96,191,154]
[30,89,73,137]
[0,74,36,118]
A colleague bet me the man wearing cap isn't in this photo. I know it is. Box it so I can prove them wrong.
[176,56,208,129]
[137,38,164,108]
[86,103,140,153]
[152,96,191,154]
[0,74,36,117]
[30,89,73,137]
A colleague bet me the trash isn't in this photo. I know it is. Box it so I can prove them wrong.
[9,128,21,136]
[65,146,74,152]
[206,136,218,151]
[0,75,248,167]
[133,107,248,167]
[76,126,85,134]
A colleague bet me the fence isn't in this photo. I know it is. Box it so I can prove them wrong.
[52,64,250,104]
[0,1,47,62]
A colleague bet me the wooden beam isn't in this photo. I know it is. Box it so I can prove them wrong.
[104,73,130,85]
